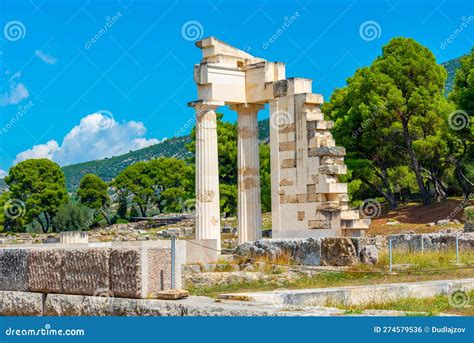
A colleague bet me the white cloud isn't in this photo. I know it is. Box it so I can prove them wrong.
[0,170,7,178]
[0,83,29,106]
[14,140,59,164]
[35,50,57,65]
[13,113,162,166]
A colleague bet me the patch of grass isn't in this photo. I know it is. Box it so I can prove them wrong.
[328,291,474,316]
[377,249,474,270]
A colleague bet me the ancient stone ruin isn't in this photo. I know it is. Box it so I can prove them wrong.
[189,37,370,246]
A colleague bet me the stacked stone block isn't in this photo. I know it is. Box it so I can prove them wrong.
[271,80,369,238]
[0,244,180,299]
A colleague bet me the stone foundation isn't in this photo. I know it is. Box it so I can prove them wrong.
[234,237,379,266]
[0,242,187,299]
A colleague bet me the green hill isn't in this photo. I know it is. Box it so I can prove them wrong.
[62,119,271,191]
[0,56,464,192]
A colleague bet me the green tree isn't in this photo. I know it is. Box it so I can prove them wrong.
[260,144,271,212]
[52,202,93,232]
[448,48,474,199]
[116,192,129,220]
[77,174,111,224]
[325,38,449,206]
[113,158,192,216]
[113,161,154,217]
[5,159,69,232]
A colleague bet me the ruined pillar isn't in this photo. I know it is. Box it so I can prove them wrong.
[232,103,264,244]
[189,101,223,249]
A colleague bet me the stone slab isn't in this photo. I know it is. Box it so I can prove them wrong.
[27,249,63,293]
[62,248,110,296]
[0,249,28,291]
[219,278,474,306]
[0,290,43,316]
[110,247,142,298]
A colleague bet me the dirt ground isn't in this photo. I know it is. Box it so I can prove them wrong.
[367,198,472,236]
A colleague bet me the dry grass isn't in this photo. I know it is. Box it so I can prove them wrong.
[327,291,474,316]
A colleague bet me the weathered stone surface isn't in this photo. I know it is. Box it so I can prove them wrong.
[0,290,43,316]
[387,232,474,252]
[110,248,141,298]
[155,289,189,300]
[235,238,321,265]
[320,238,357,266]
[148,248,173,296]
[28,249,63,293]
[62,248,110,296]
[351,238,379,265]
[0,249,28,291]
[308,146,346,157]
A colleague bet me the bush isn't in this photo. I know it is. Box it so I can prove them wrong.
[52,203,93,232]
[465,206,474,222]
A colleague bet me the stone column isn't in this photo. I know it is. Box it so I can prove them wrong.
[189,101,223,250]
[231,103,264,244]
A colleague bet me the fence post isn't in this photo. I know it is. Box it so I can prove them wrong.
[389,239,393,273]
[455,231,459,264]
[421,234,424,254]
[171,234,176,289]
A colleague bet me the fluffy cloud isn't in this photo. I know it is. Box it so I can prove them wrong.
[0,83,29,106]
[0,170,7,178]
[35,50,57,65]
[13,113,162,166]
[14,140,59,164]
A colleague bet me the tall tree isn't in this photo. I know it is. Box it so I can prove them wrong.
[325,38,448,206]
[113,161,154,217]
[77,174,111,224]
[5,159,69,232]
[449,48,474,199]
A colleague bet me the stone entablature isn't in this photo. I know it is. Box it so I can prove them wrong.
[189,37,369,243]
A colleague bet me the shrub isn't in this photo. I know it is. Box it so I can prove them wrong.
[465,206,474,222]
[52,203,94,232]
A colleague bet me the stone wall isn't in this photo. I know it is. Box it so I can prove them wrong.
[387,232,474,252]
[0,243,183,299]
[234,237,378,266]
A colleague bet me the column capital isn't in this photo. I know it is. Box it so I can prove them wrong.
[230,103,265,114]
[187,100,225,110]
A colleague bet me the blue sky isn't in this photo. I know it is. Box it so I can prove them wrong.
[0,0,472,175]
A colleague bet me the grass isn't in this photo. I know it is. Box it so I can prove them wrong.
[327,291,474,316]
[187,250,474,298]
[187,268,474,298]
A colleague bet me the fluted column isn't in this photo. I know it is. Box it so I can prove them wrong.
[189,101,223,250]
[231,103,264,244]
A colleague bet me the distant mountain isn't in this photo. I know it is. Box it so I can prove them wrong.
[442,56,463,95]
[62,135,193,191]
[0,56,464,192]
[62,119,271,191]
